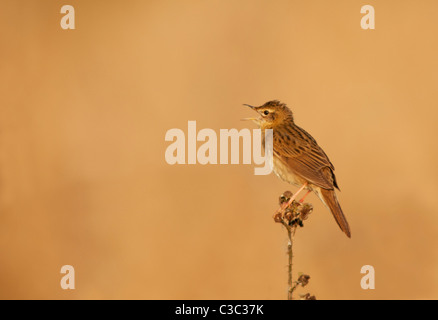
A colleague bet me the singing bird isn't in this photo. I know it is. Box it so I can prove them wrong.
[243,100,351,238]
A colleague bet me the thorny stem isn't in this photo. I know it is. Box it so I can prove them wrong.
[283,221,297,300]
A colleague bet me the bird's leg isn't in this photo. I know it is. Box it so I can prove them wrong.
[299,190,312,203]
[285,183,308,208]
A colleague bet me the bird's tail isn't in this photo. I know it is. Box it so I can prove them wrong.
[319,188,351,238]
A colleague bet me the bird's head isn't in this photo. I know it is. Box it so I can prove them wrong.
[242,100,294,129]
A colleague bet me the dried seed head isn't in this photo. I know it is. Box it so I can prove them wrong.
[300,203,313,220]
[300,293,316,300]
[284,208,293,221]
[298,274,310,287]
[279,191,293,205]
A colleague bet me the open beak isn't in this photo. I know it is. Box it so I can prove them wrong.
[241,104,260,123]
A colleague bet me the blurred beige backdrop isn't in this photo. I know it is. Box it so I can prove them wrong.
[1,0,437,299]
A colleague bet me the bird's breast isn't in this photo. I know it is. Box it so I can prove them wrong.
[272,154,307,187]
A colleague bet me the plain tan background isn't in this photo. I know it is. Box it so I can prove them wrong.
[1,0,437,299]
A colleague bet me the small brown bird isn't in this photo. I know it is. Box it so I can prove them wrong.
[243,100,351,238]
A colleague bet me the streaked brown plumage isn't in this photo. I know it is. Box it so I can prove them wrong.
[243,100,351,238]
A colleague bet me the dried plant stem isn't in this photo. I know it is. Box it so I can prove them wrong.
[284,221,297,300]
[274,191,314,300]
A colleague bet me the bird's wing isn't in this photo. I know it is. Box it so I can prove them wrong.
[274,126,337,190]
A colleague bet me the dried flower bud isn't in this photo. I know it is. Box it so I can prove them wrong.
[300,203,313,220]
[300,293,316,300]
[292,201,301,211]
[279,191,293,205]
[298,274,310,287]
[284,208,293,222]
[273,211,283,223]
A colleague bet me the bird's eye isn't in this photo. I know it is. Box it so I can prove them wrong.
[263,110,269,115]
